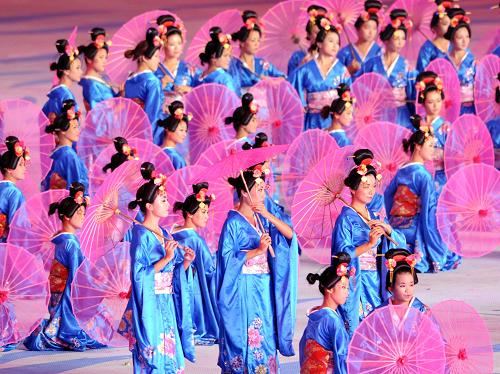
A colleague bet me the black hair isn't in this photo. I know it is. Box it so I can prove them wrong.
[416,71,445,104]
[385,248,419,290]
[305,5,328,37]
[232,10,262,43]
[402,115,432,154]
[0,136,28,175]
[242,132,269,151]
[156,14,183,40]
[50,39,80,78]
[157,101,190,132]
[173,182,212,219]
[45,99,80,134]
[78,27,109,62]
[306,252,351,295]
[354,0,382,30]
[128,162,165,213]
[444,8,471,41]
[430,0,453,30]
[199,26,231,65]
[124,28,161,61]
[311,16,341,52]
[228,169,265,198]
[380,9,409,42]
[344,148,378,190]
[225,93,256,131]
[320,84,353,119]
[102,137,135,173]
[48,182,88,220]
[496,73,500,104]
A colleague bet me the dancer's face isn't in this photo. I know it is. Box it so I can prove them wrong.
[144,50,161,72]
[168,121,188,145]
[416,136,435,162]
[389,271,415,304]
[65,58,83,82]
[61,119,81,143]
[318,31,340,58]
[386,29,406,53]
[334,105,353,127]
[190,205,209,229]
[67,205,86,229]
[147,191,170,218]
[7,157,27,181]
[243,115,259,134]
[88,48,108,74]
[358,20,378,43]
[165,33,183,59]
[328,276,349,305]
[453,27,470,51]
[243,180,266,204]
[352,174,376,205]
[241,30,261,55]
[424,90,443,117]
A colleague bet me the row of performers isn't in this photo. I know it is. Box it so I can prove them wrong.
[1,130,459,373]
[41,1,483,144]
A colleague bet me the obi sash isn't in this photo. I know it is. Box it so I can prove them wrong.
[460,84,474,103]
[49,259,69,293]
[242,253,270,274]
[392,87,407,107]
[307,90,339,113]
[390,185,420,217]
[0,213,7,238]
[154,271,173,294]
[359,245,377,271]
[300,339,333,374]
[83,99,91,113]
[130,98,145,110]
[49,172,67,190]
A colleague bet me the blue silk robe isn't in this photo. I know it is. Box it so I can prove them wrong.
[229,57,286,93]
[118,225,195,373]
[124,70,165,146]
[79,76,117,112]
[41,146,89,193]
[172,228,219,345]
[331,206,406,337]
[384,162,460,273]
[24,233,106,351]
[337,42,382,80]
[329,129,352,147]
[155,60,197,94]
[163,147,187,170]
[416,40,449,74]
[446,51,476,115]
[360,55,416,130]
[0,181,25,242]
[429,116,450,196]
[217,210,298,372]
[291,58,351,130]
[193,67,240,96]
[42,84,79,119]
[287,49,307,76]
[379,296,429,313]
[299,307,349,374]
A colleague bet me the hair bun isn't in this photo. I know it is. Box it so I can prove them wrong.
[410,114,423,131]
[209,26,223,42]
[156,14,176,26]
[113,137,128,152]
[365,0,382,12]
[332,251,352,268]
[336,83,350,97]
[306,272,320,285]
[241,93,254,109]
[389,9,408,20]
[253,132,268,148]
[55,39,69,54]
[192,182,209,194]
[5,136,20,153]
[62,99,77,112]
[90,27,106,41]
[173,201,184,212]
[145,27,159,45]
[242,10,258,22]
[140,162,155,180]
[168,100,184,116]
[69,182,85,198]
[352,148,374,166]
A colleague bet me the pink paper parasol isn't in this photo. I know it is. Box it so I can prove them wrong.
[89,138,175,195]
[107,10,186,84]
[318,0,365,48]
[0,99,54,198]
[437,164,499,258]
[160,165,233,252]
[430,300,493,374]
[185,9,242,67]
[444,114,495,180]
[348,305,446,374]
[259,0,311,73]
[80,98,153,168]
[249,78,303,145]
[184,83,239,164]
[0,243,49,346]
[281,129,339,208]
[7,190,68,271]
[80,160,143,263]
[474,54,500,123]
[291,147,354,264]
[71,242,131,347]
[416,58,461,124]
[348,72,398,141]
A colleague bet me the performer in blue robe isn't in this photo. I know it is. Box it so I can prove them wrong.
[0,136,28,243]
[332,149,406,337]
[117,162,195,373]
[229,57,285,93]
[322,84,354,147]
[171,182,219,345]
[124,28,165,146]
[226,93,260,147]
[42,38,82,121]
[217,167,298,372]
[444,8,476,115]
[337,0,383,80]
[42,100,89,192]
[299,252,352,374]
[360,9,416,130]
[157,101,189,170]
[24,183,105,351]
[291,16,350,130]
[384,120,460,273]
[79,76,116,111]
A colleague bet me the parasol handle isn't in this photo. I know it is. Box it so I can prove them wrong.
[239,170,276,258]
[335,194,399,246]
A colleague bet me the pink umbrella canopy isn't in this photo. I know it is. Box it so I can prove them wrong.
[0,99,54,198]
[72,242,131,347]
[437,164,499,258]
[291,146,354,264]
[160,165,233,252]
[80,160,143,263]
[416,58,461,124]
[444,114,494,180]
[430,300,493,374]
[318,0,365,48]
[184,83,239,164]
[7,189,68,271]
[282,129,339,208]
[0,243,49,346]
[474,54,500,123]
[89,138,175,195]
[348,305,446,374]
[249,78,303,145]
[107,10,186,84]
[259,0,312,73]
[79,98,153,168]
[185,9,242,67]
[348,72,398,141]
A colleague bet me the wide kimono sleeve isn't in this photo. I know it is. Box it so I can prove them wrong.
[65,152,90,193]
[320,317,348,374]
[61,238,85,283]
[383,173,399,218]
[416,42,434,73]
[290,65,308,107]
[287,50,306,76]
[4,187,25,224]
[143,77,165,146]
[264,61,286,79]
